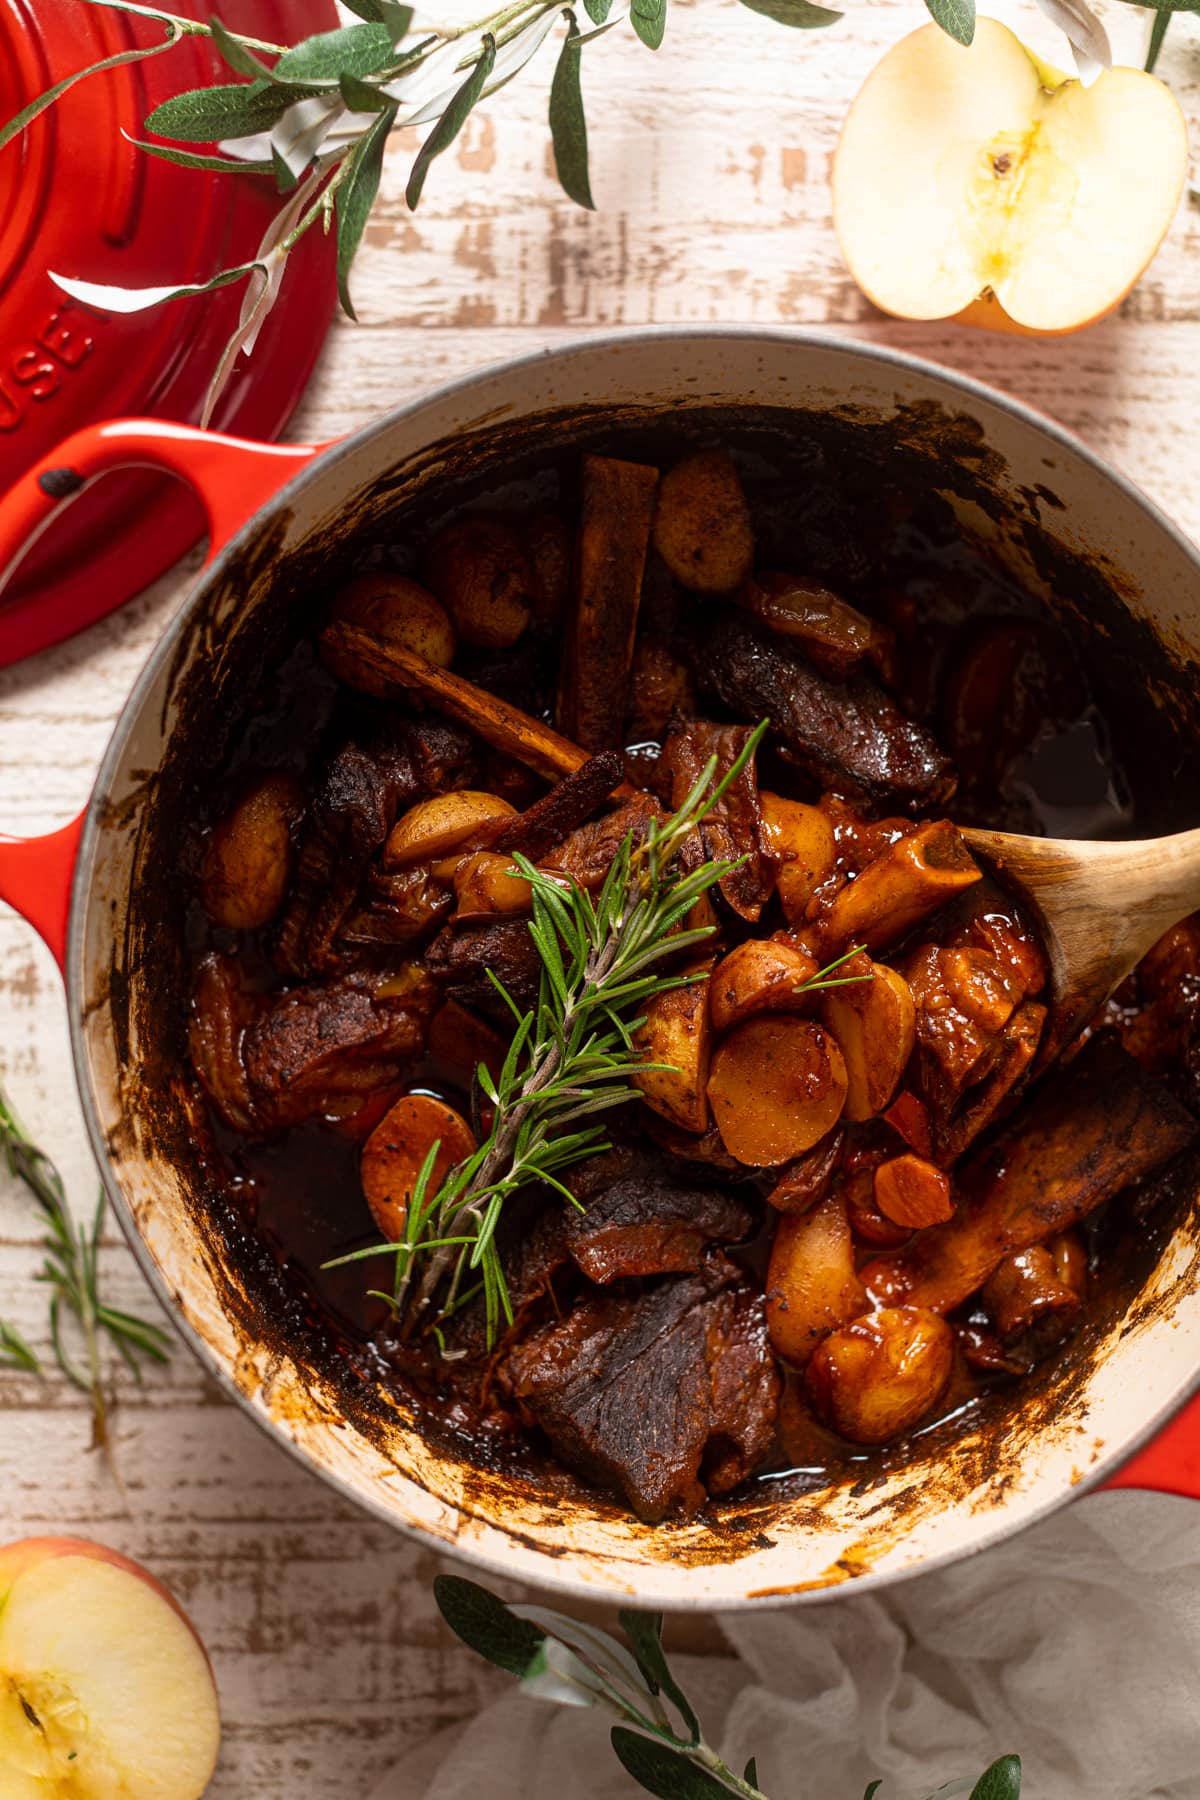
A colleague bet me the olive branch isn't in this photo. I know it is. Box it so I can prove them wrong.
[0,0,1130,430]
[435,1574,1024,1800]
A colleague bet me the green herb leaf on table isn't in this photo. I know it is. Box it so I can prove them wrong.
[549,11,594,209]
[406,33,497,210]
[583,0,615,20]
[209,15,279,82]
[123,136,274,174]
[433,1575,546,1676]
[620,1611,700,1743]
[632,0,669,49]
[275,22,399,83]
[336,101,398,317]
[736,0,843,27]
[48,262,264,315]
[969,1756,1023,1800]
[611,1728,734,1799]
[145,78,317,144]
[923,0,976,43]
[0,1079,172,1457]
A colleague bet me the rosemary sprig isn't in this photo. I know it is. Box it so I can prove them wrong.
[434,1574,1023,1800]
[325,722,768,1344]
[0,1078,173,1453]
[794,941,874,995]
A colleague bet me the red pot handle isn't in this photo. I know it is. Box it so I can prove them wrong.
[0,418,317,970]
[1099,1390,1200,1499]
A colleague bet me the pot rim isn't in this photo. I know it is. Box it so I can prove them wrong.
[66,324,1200,1607]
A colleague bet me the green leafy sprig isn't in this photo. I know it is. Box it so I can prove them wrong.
[0,1078,172,1454]
[434,1574,1023,1800]
[0,0,840,427]
[325,722,768,1346]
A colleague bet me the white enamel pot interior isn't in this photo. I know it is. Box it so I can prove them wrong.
[62,328,1200,1607]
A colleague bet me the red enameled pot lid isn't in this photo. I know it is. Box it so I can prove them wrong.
[0,0,339,667]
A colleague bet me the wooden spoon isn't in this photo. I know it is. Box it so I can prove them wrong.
[961,823,1200,1052]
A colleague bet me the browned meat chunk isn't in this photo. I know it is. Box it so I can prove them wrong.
[242,964,438,1131]
[425,917,542,1015]
[490,751,625,863]
[506,1256,778,1521]
[542,792,664,889]
[564,1176,755,1284]
[658,721,775,920]
[189,952,257,1132]
[700,617,954,808]
[276,721,474,976]
[339,865,453,951]
[862,1035,1197,1314]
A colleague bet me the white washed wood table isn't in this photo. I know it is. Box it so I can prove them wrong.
[2,2,1198,1791]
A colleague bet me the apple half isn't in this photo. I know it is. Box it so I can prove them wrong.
[0,1538,220,1798]
[833,18,1189,334]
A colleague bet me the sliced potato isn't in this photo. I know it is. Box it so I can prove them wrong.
[707,1017,848,1166]
[820,821,982,955]
[709,939,819,1033]
[765,1190,866,1365]
[873,1152,953,1228]
[760,792,837,922]
[805,1307,954,1445]
[202,772,303,931]
[451,851,534,918]
[822,960,916,1122]
[333,573,455,668]
[424,514,534,648]
[361,1093,476,1242]
[652,450,754,594]
[384,791,516,871]
[631,971,713,1133]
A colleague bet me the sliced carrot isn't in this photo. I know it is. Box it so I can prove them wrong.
[361,1094,476,1242]
[873,1153,953,1229]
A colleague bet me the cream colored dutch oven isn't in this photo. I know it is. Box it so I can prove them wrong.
[0,329,1197,1606]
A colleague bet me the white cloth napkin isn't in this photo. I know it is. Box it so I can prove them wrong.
[372,1491,1200,1800]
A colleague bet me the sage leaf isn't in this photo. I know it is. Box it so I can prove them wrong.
[520,1636,608,1708]
[434,1574,545,1677]
[122,134,274,174]
[0,22,181,155]
[209,17,278,81]
[336,101,396,317]
[737,0,841,25]
[49,263,261,313]
[619,1611,699,1742]
[275,22,397,82]
[584,0,615,15]
[610,1729,730,1799]
[147,80,314,144]
[405,33,496,211]
[549,13,593,209]
[482,10,561,102]
[340,71,391,111]
[864,1784,883,1800]
[515,1604,654,1701]
[970,1756,1022,1800]
[342,0,415,33]
[744,1757,759,1787]
[632,0,668,47]
[270,92,344,178]
[924,0,975,42]
[1030,0,1111,81]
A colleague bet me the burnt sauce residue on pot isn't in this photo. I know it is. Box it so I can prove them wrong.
[119,401,1200,1539]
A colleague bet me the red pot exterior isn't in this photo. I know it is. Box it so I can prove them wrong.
[0,0,338,665]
